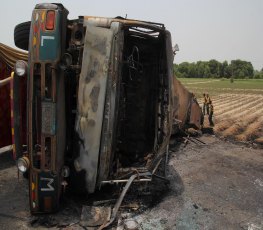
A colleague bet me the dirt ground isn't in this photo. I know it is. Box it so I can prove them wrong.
[0,134,263,230]
[211,93,263,144]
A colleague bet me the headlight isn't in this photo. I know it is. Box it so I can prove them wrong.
[14,60,28,77]
[17,157,30,173]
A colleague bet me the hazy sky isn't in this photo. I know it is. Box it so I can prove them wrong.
[1,0,262,70]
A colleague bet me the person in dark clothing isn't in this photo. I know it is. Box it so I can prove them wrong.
[200,107,204,129]
[208,101,214,126]
[202,93,207,115]
[206,94,211,115]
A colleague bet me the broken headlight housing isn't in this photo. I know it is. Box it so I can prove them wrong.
[17,156,30,173]
[14,60,28,77]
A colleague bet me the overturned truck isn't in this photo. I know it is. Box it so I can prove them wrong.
[7,3,201,215]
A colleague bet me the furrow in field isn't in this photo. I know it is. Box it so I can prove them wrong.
[215,99,262,119]
[214,105,263,133]
[221,115,259,137]
[213,96,246,110]
[211,95,237,104]
[216,100,263,121]
[215,93,260,107]
[215,98,263,119]
[188,87,263,93]
[210,93,239,102]
[235,116,263,141]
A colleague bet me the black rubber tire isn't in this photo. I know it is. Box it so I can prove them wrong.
[14,21,31,51]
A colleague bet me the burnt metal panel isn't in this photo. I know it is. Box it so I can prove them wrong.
[149,30,173,171]
[189,100,202,129]
[97,22,124,183]
[173,78,192,128]
[75,25,114,193]
[83,16,165,31]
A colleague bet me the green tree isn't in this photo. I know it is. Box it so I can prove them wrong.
[229,60,254,79]
[204,65,211,78]
[174,59,255,79]
[221,61,229,78]
[208,59,220,78]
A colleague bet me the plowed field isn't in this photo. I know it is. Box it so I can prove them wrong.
[179,78,263,145]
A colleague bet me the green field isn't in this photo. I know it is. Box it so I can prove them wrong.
[177,78,263,97]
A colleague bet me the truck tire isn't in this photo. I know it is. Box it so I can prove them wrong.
[14,21,31,51]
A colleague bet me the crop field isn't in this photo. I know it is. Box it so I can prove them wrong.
[178,78,263,145]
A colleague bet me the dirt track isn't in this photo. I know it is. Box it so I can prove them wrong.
[0,135,263,230]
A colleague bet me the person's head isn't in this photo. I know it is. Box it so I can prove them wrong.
[203,93,206,97]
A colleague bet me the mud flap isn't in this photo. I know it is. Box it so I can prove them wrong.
[75,25,113,193]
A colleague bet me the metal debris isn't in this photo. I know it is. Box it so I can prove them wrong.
[120,202,140,211]
[80,206,111,227]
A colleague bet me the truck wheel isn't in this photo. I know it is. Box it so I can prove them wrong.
[14,21,31,51]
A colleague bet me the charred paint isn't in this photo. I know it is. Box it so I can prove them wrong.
[89,85,100,112]
[92,37,107,55]
[88,119,96,127]
[75,25,113,193]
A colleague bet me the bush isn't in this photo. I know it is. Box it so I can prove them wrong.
[254,74,263,79]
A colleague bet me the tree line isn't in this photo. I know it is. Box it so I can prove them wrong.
[173,59,263,79]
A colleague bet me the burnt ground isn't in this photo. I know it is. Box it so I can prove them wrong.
[0,135,263,230]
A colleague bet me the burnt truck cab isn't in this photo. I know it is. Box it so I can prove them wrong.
[14,3,174,213]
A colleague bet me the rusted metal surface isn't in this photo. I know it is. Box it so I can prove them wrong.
[189,99,202,129]
[8,2,202,216]
[172,78,192,128]
[97,22,123,184]
[26,4,68,213]
[147,31,174,171]
[83,16,165,31]
[75,24,114,193]
[98,172,151,230]
[172,77,202,131]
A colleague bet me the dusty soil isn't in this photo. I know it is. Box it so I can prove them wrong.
[0,135,263,230]
[214,94,263,144]
[199,93,263,145]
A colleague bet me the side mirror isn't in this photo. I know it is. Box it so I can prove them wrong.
[173,44,179,55]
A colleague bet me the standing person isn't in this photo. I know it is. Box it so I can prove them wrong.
[200,107,204,129]
[202,93,207,115]
[206,94,211,115]
[208,101,214,126]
